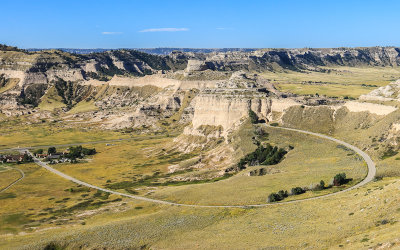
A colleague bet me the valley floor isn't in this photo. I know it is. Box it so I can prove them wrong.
[1,119,393,249]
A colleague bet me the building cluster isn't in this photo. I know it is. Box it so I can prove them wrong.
[0,154,25,163]
[35,151,71,164]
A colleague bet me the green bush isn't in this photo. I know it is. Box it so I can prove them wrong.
[67,146,96,159]
[268,190,289,202]
[291,187,305,195]
[47,147,56,155]
[278,190,289,199]
[333,173,347,186]
[268,193,282,202]
[237,143,288,169]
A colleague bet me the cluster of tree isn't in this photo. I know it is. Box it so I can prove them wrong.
[268,187,306,202]
[268,173,349,203]
[38,146,96,160]
[238,143,287,169]
[68,146,96,159]
[333,173,347,186]
[48,147,56,154]
[268,190,289,202]
[21,153,33,163]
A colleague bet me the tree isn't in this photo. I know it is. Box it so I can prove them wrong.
[82,148,96,155]
[291,187,305,195]
[333,173,347,186]
[34,149,43,155]
[68,146,83,158]
[48,147,56,155]
[268,193,281,202]
[22,153,33,163]
[278,190,288,199]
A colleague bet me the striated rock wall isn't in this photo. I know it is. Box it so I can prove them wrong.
[191,94,271,133]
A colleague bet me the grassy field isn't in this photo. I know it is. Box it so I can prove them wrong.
[0,118,396,249]
[260,66,400,98]
[1,177,399,249]
[149,126,367,205]
[0,163,125,235]
[0,83,399,248]
[0,162,130,236]
[0,166,22,190]
[34,123,368,206]
[52,136,185,190]
[0,117,132,149]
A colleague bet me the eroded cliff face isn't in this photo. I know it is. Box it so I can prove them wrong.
[2,46,400,115]
[183,47,400,73]
[191,95,271,133]
[2,46,400,134]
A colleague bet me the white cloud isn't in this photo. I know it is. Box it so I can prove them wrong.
[101,32,122,35]
[216,27,233,30]
[139,28,189,33]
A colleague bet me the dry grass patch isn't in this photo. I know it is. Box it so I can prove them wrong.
[149,127,367,205]
[260,66,400,98]
[0,166,22,190]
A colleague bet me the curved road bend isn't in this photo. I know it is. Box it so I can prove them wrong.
[21,125,376,208]
[0,167,25,193]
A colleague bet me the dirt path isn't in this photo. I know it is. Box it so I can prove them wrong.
[19,125,376,208]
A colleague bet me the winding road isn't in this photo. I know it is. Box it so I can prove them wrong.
[17,125,376,208]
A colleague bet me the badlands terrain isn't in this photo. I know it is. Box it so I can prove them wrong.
[0,44,400,249]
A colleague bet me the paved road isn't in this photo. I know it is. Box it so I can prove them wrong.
[20,125,376,208]
[0,167,25,193]
[1,134,172,152]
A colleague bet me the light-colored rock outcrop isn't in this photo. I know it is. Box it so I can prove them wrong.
[343,101,397,115]
[360,79,400,101]
[270,98,301,112]
[185,60,208,72]
[82,75,220,90]
[191,95,271,134]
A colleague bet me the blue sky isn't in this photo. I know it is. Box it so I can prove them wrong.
[1,0,400,48]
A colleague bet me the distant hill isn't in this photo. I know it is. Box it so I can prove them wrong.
[27,48,257,55]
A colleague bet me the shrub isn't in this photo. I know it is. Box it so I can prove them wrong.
[22,153,33,163]
[268,193,282,202]
[278,190,288,199]
[237,143,287,169]
[291,187,305,195]
[48,147,56,155]
[333,173,346,186]
[67,146,96,159]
